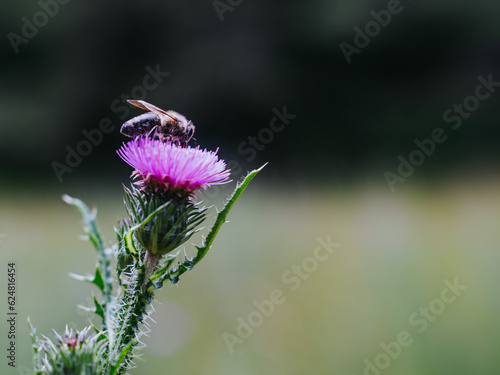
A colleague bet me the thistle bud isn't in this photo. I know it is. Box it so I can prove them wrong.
[123,186,207,256]
[31,323,107,375]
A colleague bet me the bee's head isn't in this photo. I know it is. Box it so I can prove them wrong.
[186,121,195,139]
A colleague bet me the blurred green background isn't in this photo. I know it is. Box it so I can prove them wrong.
[1,0,500,374]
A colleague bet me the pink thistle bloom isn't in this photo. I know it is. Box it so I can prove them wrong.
[117,138,231,196]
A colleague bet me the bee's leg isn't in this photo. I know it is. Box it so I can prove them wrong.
[148,125,158,137]
[148,125,158,139]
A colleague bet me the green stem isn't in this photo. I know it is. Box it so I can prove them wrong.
[109,265,153,375]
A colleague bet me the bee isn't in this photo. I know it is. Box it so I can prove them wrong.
[120,100,195,147]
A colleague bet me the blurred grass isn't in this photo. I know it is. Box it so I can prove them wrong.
[1,179,500,374]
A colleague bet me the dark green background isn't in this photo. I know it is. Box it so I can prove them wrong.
[1,0,500,187]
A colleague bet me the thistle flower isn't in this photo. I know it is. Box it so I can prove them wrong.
[117,137,231,197]
[117,138,231,286]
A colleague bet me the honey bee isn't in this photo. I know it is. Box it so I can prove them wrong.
[120,100,195,147]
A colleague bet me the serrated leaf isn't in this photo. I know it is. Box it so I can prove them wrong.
[195,164,266,259]
[92,266,105,292]
[93,296,105,320]
[195,163,267,256]
[149,255,179,290]
[62,195,105,252]
[169,164,266,282]
[68,267,105,292]
[63,194,113,317]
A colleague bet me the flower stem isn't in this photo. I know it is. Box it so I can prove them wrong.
[143,251,161,290]
[109,264,153,375]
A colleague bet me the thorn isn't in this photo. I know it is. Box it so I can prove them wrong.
[61,194,75,204]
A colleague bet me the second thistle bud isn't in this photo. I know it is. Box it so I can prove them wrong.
[30,323,107,375]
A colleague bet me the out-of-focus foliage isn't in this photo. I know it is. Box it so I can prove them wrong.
[2,181,500,374]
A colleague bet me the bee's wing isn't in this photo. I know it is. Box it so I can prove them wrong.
[127,100,176,121]
[127,100,151,111]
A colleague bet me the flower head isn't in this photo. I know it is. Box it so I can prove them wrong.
[31,324,107,375]
[117,138,231,196]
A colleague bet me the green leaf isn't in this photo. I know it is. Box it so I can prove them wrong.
[92,266,105,292]
[68,267,105,292]
[93,296,105,320]
[109,340,135,375]
[169,163,266,282]
[75,296,104,320]
[63,194,113,323]
[124,230,138,255]
[62,195,105,252]
[195,163,266,261]
[149,254,178,290]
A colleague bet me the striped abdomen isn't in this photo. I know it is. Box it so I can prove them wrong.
[120,113,161,138]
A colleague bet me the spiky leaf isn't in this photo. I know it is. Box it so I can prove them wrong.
[168,164,266,283]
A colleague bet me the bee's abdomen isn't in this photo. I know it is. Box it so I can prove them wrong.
[120,113,161,137]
